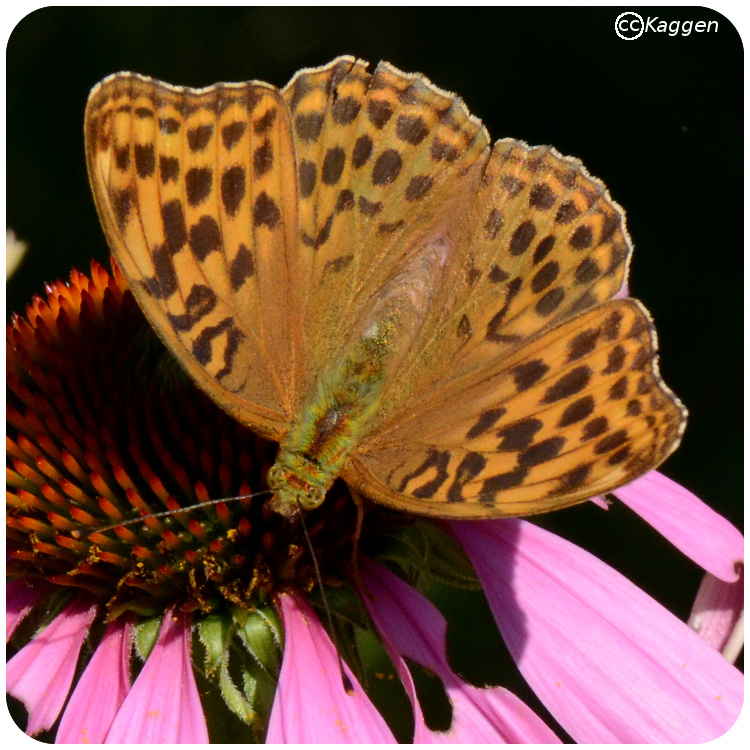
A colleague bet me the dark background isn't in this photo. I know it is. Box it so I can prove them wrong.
[6,5,743,735]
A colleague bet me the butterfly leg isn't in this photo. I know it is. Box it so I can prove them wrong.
[348,488,371,598]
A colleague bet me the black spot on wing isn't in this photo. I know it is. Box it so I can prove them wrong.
[161,200,188,254]
[134,143,155,178]
[185,167,212,206]
[594,429,628,455]
[532,235,556,265]
[145,243,178,299]
[557,395,595,427]
[405,175,434,202]
[603,345,626,374]
[556,463,592,491]
[512,360,550,392]
[529,184,556,210]
[230,244,255,291]
[496,418,543,452]
[541,366,591,404]
[485,277,522,341]
[447,452,487,503]
[191,317,244,383]
[254,108,277,134]
[367,99,393,129]
[253,193,281,228]
[221,121,247,150]
[253,140,274,178]
[352,135,374,169]
[372,149,403,186]
[519,436,566,467]
[221,166,246,216]
[531,261,559,293]
[396,114,429,145]
[321,146,346,185]
[295,112,324,142]
[480,467,528,498]
[111,187,135,231]
[167,284,217,331]
[189,216,221,261]
[187,124,214,152]
[335,189,355,213]
[582,416,608,440]
[299,159,317,198]
[567,329,600,361]
[332,95,361,125]
[466,408,507,440]
[509,220,536,256]
[160,155,180,183]
[396,449,450,498]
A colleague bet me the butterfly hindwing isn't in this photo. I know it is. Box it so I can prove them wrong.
[346,299,685,518]
[86,73,301,438]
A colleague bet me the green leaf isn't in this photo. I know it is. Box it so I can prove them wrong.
[308,583,370,630]
[218,655,257,726]
[197,612,233,675]
[234,605,282,678]
[416,520,480,589]
[133,613,162,660]
[370,523,431,586]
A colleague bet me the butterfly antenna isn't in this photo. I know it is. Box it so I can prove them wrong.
[296,499,355,695]
[70,490,272,539]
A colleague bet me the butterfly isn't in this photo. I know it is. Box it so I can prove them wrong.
[84,55,686,520]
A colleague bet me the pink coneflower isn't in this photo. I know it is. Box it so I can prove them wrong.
[7,262,743,742]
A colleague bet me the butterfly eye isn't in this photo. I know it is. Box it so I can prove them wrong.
[300,486,326,511]
[267,464,283,490]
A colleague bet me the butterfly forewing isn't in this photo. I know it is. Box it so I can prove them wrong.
[281,57,490,392]
[85,57,686,520]
[86,74,300,439]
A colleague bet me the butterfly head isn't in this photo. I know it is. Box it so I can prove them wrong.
[266,454,331,517]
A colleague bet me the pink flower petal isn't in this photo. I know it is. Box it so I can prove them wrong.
[451,519,743,743]
[588,495,609,510]
[6,579,50,641]
[427,684,555,745]
[57,618,133,742]
[361,559,560,743]
[614,281,629,299]
[6,598,98,735]
[688,568,745,662]
[267,588,396,743]
[105,608,208,743]
[614,471,743,582]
